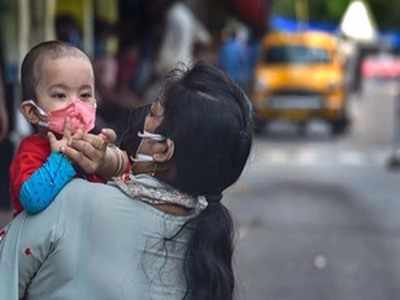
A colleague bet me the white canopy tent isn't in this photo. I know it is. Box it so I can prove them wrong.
[339,0,378,45]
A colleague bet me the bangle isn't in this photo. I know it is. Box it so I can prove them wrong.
[109,145,128,177]
[108,144,121,177]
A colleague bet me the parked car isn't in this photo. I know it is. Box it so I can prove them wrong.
[252,31,350,135]
[362,53,400,79]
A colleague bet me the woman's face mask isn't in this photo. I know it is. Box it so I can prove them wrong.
[131,130,166,162]
[130,100,166,163]
[24,99,96,134]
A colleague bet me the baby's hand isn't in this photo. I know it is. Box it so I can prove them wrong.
[48,118,73,152]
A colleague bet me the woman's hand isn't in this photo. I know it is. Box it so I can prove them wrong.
[62,128,116,176]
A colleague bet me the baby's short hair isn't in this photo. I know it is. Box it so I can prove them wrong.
[21,40,91,101]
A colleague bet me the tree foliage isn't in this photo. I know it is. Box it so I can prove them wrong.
[273,0,400,29]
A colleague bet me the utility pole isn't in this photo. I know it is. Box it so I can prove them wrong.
[295,0,309,28]
[82,0,94,57]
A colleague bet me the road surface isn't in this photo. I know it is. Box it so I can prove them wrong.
[226,79,400,300]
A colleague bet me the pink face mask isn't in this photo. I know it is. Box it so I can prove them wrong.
[25,99,96,134]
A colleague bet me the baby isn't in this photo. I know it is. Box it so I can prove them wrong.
[10,41,128,216]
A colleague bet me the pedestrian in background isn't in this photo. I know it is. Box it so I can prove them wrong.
[0,65,8,142]
[0,63,12,211]
[156,1,211,75]
[218,22,251,92]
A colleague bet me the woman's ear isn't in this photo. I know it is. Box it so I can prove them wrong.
[153,139,175,163]
[20,101,40,124]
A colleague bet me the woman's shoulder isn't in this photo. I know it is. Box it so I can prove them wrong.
[59,179,194,226]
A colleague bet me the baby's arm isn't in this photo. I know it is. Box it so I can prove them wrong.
[19,127,120,213]
[19,152,76,214]
[17,130,75,215]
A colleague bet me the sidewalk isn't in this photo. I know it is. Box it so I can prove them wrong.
[0,210,12,228]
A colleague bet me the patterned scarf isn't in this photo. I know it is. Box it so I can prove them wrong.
[111,173,208,213]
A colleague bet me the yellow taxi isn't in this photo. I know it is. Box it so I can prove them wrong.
[252,31,350,135]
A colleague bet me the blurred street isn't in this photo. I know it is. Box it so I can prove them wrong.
[226,79,400,300]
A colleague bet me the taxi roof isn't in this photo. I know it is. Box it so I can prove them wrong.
[263,31,339,50]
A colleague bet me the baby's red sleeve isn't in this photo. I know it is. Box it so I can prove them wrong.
[124,160,132,175]
[86,174,106,183]
[9,135,51,214]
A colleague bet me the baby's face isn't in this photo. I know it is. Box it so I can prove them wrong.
[35,56,95,113]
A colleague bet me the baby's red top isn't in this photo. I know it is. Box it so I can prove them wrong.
[9,134,105,215]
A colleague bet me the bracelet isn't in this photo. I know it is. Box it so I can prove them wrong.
[108,144,121,177]
[108,144,129,177]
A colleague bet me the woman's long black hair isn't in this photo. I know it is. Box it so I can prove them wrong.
[121,63,252,299]
[154,63,253,300]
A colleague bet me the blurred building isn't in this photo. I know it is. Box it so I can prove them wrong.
[0,0,273,131]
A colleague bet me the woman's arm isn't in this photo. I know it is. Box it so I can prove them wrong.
[62,130,167,179]
[62,129,130,179]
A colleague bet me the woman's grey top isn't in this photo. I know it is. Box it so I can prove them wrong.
[0,178,196,300]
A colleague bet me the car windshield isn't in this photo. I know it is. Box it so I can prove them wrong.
[264,45,331,64]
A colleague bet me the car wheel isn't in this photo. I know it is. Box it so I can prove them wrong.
[253,117,267,134]
[331,116,350,136]
[297,122,308,136]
